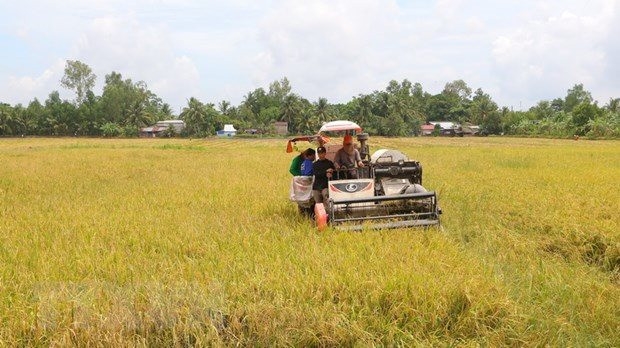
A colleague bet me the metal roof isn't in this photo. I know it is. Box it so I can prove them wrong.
[429,121,457,129]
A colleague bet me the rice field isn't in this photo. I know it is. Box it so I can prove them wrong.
[0,136,618,346]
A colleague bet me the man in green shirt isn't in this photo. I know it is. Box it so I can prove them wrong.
[289,148,312,176]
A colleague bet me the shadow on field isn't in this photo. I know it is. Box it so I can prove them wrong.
[262,202,317,227]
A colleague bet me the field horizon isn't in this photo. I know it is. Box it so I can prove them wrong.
[0,136,618,346]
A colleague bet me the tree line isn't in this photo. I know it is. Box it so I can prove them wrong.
[0,60,618,138]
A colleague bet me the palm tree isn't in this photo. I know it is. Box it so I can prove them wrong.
[605,98,620,113]
[126,100,153,129]
[470,97,498,125]
[357,95,373,127]
[314,97,329,125]
[280,94,301,133]
[0,103,15,135]
[160,103,173,119]
[180,97,207,136]
[219,100,231,115]
[298,112,318,134]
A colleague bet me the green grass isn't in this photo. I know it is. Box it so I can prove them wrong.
[0,137,618,346]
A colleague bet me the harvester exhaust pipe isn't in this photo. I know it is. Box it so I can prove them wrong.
[357,133,370,161]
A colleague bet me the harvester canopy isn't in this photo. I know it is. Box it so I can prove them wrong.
[318,120,362,134]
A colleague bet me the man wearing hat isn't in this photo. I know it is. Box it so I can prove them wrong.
[333,134,364,178]
[311,146,335,204]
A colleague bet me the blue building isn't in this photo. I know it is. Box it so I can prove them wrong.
[216,124,237,137]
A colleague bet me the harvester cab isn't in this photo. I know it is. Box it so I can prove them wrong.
[287,120,441,231]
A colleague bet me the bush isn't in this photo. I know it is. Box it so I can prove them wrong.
[100,123,121,137]
[122,125,139,137]
[160,126,177,138]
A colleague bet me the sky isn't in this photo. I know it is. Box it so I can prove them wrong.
[1,0,618,114]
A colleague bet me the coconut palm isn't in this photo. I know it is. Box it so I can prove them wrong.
[180,97,208,136]
[126,100,153,129]
[280,94,302,133]
[314,97,329,125]
[605,98,620,113]
[0,103,15,135]
[357,95,373,127]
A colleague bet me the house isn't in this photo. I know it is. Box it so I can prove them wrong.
[216,124,237,137]
[140,120,185,137]
[461,124,481,136]
[429,121,463,137]
[420,124,435,136]
[273,121,288,135]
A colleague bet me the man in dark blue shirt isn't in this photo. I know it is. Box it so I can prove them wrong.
[300,148,316,175]
[312,146,335,204]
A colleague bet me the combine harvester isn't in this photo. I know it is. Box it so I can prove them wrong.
[288,120,441,231]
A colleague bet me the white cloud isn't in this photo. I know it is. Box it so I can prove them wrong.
[1,60,68,105]
[489,0,617,108]
[465,17,486,32]
[249,0,403,101]
[67,14,204,109]
[1,0,619,112]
